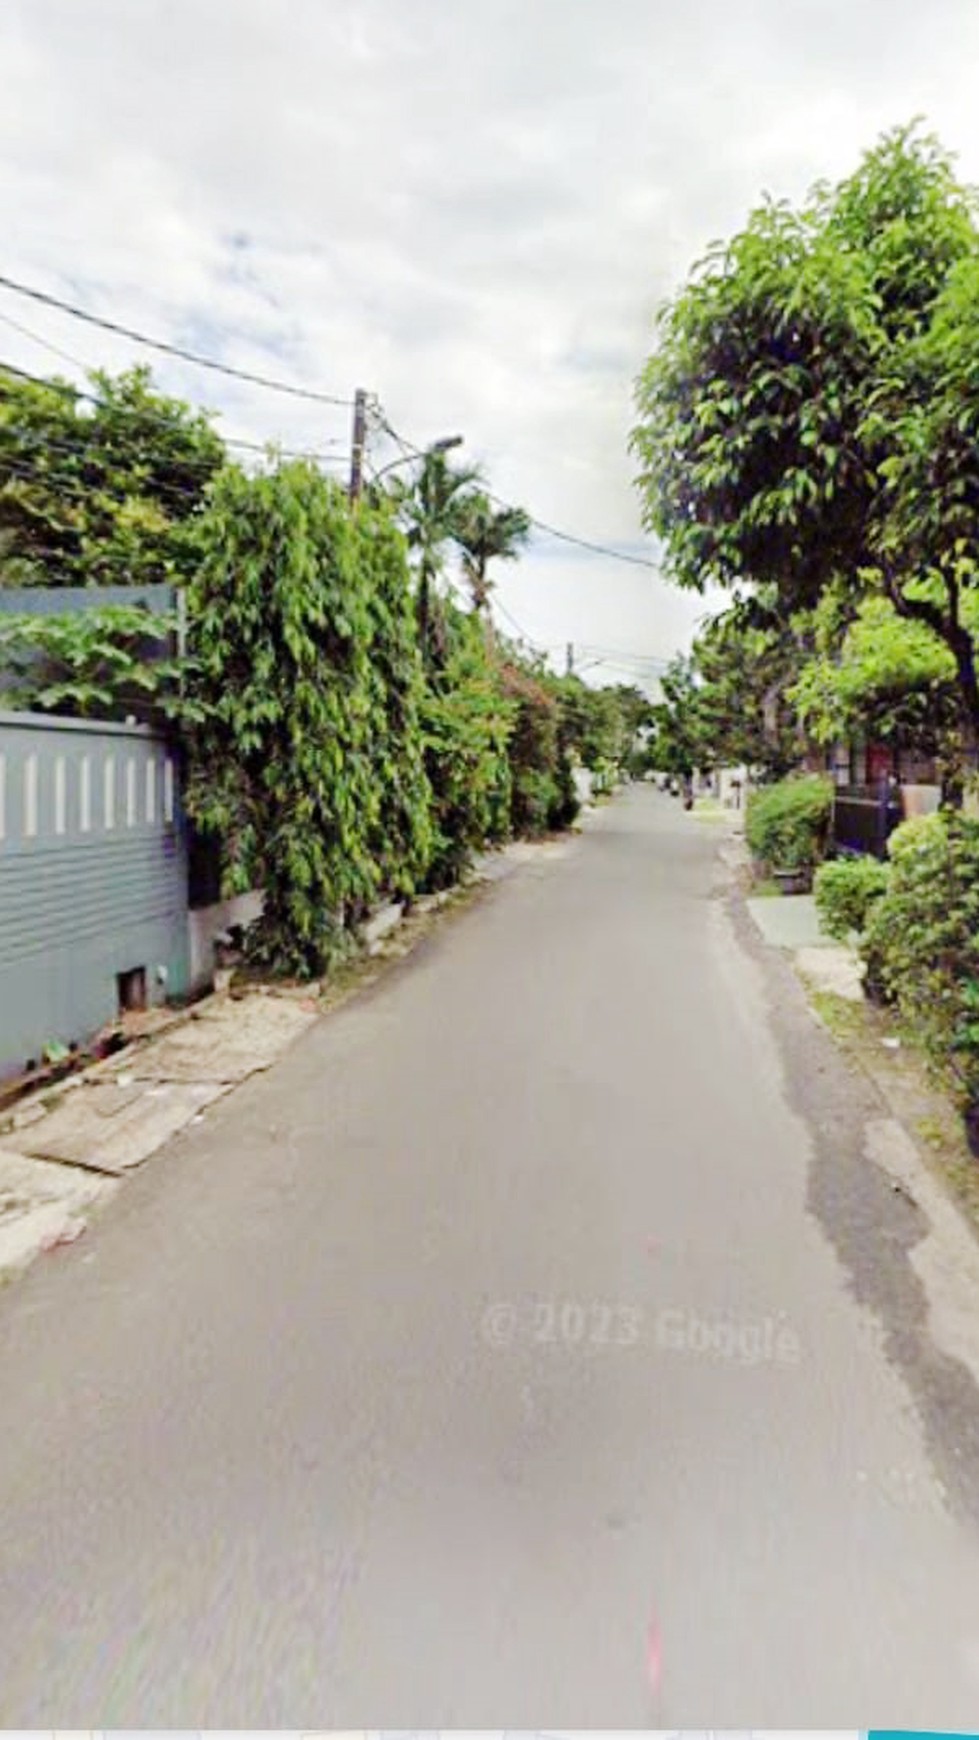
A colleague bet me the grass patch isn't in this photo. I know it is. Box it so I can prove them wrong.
[809,990,868,1043]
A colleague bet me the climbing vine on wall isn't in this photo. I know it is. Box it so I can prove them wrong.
[184,461,433,976]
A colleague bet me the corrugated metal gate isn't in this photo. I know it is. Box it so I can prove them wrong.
[0,709,188,1077]
[831,783,903,859]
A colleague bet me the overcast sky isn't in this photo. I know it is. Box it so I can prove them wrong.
[3,0,979,690]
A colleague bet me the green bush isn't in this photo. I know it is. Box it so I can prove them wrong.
[745,774,833,871]
[862,811,979,1104]
[590,756,617,797]
[501,661,579,836]
[813,856,890,941]
[185,463,434,975]
[420,623,514,889]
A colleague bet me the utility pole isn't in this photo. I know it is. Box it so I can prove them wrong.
[566,641,574,676]
[349,387,367,504]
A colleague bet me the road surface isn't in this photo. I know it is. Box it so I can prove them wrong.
[1,786,978,1724]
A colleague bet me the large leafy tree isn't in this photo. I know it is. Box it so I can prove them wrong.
[632,123,979,744]
[0,364,225,588]
[692,591,805,777]
[557,675,652,773]
[648,656,708,779]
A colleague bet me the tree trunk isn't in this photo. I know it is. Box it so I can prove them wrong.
[418,562,431,665]
[891,579,979,803]
[949,618,979,736]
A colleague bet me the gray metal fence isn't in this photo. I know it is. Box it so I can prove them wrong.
[0,709,188,1078]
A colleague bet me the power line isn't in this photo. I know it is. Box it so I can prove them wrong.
[0,358,348,467]
[226,434,347,460]
[0,272,354,408]
[0,359,84,400]
[0,307,91,372]
[488,492,661,571]
[493,598,548,652]
[378,415,660,573]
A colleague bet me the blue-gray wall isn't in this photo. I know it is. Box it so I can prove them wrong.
[0,583,178,618]
[0,710,188,1077]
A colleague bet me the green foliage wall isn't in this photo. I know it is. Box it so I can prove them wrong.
[184,461,433,975]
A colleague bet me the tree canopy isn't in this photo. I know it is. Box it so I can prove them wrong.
[0,363,225,588]
[632,122,979,743]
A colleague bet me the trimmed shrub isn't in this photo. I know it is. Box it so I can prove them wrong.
[813,856,890,942]
[745,774,833,872]
[862,811,979,1105]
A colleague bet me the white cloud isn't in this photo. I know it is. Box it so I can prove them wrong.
[3,0,979,675]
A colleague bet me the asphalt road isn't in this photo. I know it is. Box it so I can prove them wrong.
[1,786,979,1725]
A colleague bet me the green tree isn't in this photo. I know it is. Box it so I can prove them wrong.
[391,449,483,656]
[691,592,804,778]
[869,252,979,737]
[453,494,531,613]
[632,123,979,746]
[557,676,652,776]
[0,364,225,588]
[648,656,707,779]
[790,591,964,765]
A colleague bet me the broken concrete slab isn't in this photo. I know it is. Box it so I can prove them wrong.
[115,992,318,1084]
[9,1080,229,1171]
[0,1147,117,1282]
[0,991,318,1179]
[795,942,866,1002]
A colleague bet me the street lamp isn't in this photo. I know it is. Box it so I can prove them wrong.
[370,434,464,488]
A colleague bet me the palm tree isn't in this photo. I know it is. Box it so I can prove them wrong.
[454,496,532,614]
[393,450,484,657]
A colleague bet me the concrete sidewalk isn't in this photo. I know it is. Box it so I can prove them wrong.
[745,891,834,949]
[0,989,318,1283]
